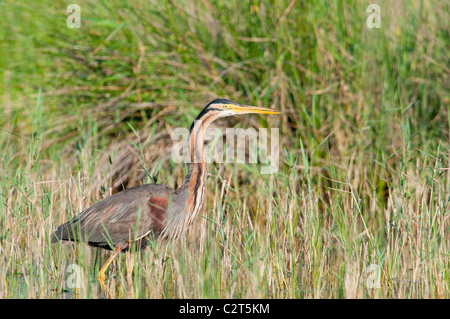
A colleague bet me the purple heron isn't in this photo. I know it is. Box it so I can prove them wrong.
[51,99,280,283]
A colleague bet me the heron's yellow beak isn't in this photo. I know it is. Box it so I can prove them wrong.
[226,104,281,115]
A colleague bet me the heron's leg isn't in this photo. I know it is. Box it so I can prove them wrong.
[98,245,121,284]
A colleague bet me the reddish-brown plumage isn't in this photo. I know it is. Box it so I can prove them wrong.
[147,197,168,234]
[51,184,174,251]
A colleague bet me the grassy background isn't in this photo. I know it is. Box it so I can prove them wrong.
[0,0,449,298]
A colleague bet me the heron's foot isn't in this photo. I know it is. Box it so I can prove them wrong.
[98,273,113,298]
[97,272,106,284]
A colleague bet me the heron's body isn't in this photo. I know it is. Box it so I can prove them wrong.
[51,99,280,283]
[51,183,173,251]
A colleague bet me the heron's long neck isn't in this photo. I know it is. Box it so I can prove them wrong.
[164,113,218,239]
[184,117,211,221]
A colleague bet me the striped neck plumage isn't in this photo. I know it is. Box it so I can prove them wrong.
[161,107,224,240]
[164,113,218,239]
[185,116,214,212]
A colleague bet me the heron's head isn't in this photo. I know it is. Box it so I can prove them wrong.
[189,99,281,133]
[201,98,281,119]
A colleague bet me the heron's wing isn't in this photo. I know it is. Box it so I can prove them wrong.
[52,184,172,248]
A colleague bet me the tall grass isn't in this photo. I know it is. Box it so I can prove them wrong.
[0,0,448,298]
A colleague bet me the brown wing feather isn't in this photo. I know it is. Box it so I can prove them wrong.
[51,184,173,250]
